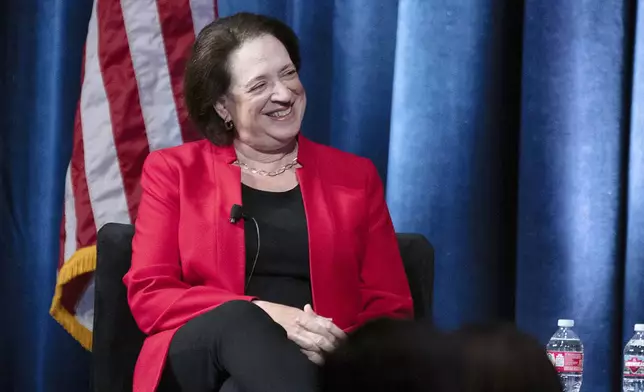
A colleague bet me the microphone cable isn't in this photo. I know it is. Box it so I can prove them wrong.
[244,216,260,292]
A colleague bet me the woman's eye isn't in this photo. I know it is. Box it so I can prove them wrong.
[250,82,266,91]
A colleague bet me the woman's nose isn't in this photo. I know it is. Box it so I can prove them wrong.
[271,81,292,102]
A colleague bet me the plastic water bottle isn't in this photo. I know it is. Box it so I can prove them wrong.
[623,324,644,392]
[547,319,583,392]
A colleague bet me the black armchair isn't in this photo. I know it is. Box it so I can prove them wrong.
[92,223,434,392]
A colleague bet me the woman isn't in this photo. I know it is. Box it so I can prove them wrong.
[123,12,413,392]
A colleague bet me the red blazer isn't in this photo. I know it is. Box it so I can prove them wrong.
[123,135,413,392]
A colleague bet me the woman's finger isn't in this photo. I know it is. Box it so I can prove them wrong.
[290,325,333,352]
[303,304,333,324]
[302,304,346,341]
[296,315,337,344]
[309,314,345,340]
[326,322,347,340]
[301,349,325,365]
[286,327,319,352]
[300,329,336,352]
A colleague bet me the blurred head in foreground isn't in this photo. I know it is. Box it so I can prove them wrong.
[319,318,459,392]
[455,323,563,392]
[320,319,563,392]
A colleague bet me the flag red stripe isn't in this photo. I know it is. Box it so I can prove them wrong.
[70,43,97,250]
[71,102,98,249]
[97,0,150,221]
[157,0,202,143]
[214,0,218,18]
[58,205,66,269]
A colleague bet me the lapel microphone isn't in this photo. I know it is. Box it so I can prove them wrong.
[229,204,248,223]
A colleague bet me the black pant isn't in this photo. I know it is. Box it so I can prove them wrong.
[157,300,319,392]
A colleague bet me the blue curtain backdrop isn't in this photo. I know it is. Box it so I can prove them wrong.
[2,0,643,391]
[1,0,93,391]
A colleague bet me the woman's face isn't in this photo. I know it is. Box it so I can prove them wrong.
[216,34,306,151]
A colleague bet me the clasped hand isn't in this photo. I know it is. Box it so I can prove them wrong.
[253,301,346,365]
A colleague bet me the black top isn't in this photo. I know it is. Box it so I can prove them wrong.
[242,184,312,309]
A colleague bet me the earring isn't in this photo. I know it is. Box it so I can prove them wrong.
[225,120,234,130]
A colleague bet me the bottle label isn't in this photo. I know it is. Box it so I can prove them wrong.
[547,351,583,373]
[624,355,644,378]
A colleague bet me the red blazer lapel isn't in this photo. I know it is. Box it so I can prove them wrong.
[296,137,338,319]
[209,143,246,294]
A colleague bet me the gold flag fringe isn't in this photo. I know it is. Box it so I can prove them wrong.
[49,245,97,351]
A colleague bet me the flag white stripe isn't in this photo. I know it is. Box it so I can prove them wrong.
[75,277,96,330]
[120,0,184,152]
[80,1,131,230]
[189,0,215,36]
[63,164,78,261]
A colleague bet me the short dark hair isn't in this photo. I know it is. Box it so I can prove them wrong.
[320,319,460,392]
[456,323,563,392]
[183,12,301,146]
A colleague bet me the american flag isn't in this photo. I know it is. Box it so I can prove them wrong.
[49,0,218,350]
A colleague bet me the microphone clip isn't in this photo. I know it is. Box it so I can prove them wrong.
[229,204,248,224]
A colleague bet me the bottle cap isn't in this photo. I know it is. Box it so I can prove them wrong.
[558,319,574,328]
[635,324,644,332]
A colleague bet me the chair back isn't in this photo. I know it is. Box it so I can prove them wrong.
[92,223,434,391]
[396,233,434,320]
[93,224,143,392]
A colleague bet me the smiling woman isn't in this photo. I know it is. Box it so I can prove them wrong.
[216,35,306,146]
[122,12,414,392]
